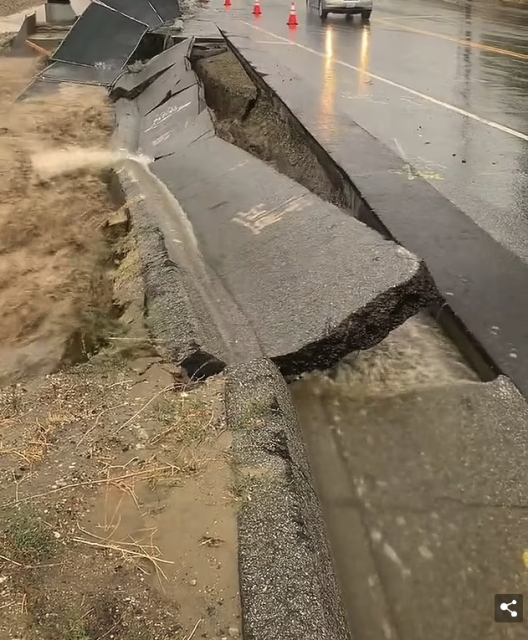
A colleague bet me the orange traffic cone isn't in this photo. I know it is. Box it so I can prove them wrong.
[253,0,262,15]
[287,1,298,26]
[224,0,231,7]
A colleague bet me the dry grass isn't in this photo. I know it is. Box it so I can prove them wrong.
[0,58,119,384]
[0,0,40,17]
[0,362,236,640]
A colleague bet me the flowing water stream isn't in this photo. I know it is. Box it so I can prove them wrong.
[30,147,153,180]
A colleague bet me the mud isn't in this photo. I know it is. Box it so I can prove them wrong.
[0,356,240,640]
[0,0,39,17]
[0,58,129,384]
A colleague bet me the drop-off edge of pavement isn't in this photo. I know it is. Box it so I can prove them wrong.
[191,7,528,397]
[112,37,438,377]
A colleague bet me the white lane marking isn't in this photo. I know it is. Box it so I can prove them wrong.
[342,91,387,104]
[232,194,311,234]
[242,21,528,143]
[375,14,439,19]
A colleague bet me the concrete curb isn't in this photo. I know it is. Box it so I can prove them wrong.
[225,358,351,640]
[110,98,227,378]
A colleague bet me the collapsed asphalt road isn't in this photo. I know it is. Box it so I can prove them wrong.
[112,39,437,377]
[193,0,528,394]
[9,1,528,637]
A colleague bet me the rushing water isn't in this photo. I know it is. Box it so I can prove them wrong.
[294,312,479,403]
[30,147,153,180]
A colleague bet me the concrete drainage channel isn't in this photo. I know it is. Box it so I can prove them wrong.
[17,18,528,639]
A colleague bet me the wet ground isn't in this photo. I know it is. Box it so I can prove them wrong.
[199,0,528,263]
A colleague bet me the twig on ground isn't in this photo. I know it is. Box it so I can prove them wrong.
[72,536,173,581]
[149,419,182,445]
[8,464,176,505]
[76,403,128,448]
[95,619,122,640]
[114,385,173,434]
[185,619,203,640]
[0,554,62,570]
[0,554,21,566]
[76,522,170,583]
[106,380,133,389]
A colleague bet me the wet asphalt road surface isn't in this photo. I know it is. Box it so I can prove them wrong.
[205,0,528,264]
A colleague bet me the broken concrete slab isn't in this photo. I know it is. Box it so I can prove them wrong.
[3,12,36,57]
[149,127,438,376]
[52,2,147,71]
[225,358,351,640]
[104,208,130,239]
[97,0,163,29]
[140,107,214,159]
[41,60,119,86]
[110,39,194,102]
[136,43,197,116]
[45,0,77,24]
[148,0,181,23]
[139,83,204,158]
[17,77,66,101]
[291,374,528,640]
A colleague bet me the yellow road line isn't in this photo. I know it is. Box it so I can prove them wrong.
[374,17,528,61]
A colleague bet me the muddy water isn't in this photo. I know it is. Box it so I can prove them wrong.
[294,312,478,405]
[30,147,153,179]
[289,313,480,638]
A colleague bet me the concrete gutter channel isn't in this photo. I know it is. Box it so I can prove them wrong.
[16,10,528,636]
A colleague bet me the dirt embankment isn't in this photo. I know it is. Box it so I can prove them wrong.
[193,48,347,209]
[0,0,40,17]
[0,58,120,385]
[0,59,240,640]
